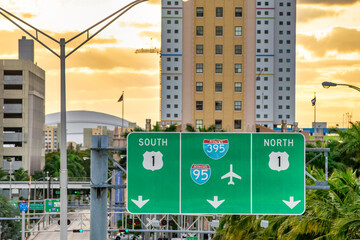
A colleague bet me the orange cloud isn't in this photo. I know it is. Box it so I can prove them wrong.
[147,0,161,5]
[298,0,360,5]
[297,27,360,57]
[297,7,340,23]
[138,31,160,43]
[119,22,158,28]
[20,12,36,19]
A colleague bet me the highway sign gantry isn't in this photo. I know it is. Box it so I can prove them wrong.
[127,132,305,215]
[45,199,60,213]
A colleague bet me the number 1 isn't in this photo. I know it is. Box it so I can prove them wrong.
[152,156,155,166]
[278,156,281,167]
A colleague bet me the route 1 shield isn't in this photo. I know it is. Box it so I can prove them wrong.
[190,164,211,185]
[203,139,229,160]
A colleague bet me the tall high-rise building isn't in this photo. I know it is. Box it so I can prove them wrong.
[255,0,296,129]
[160,0,183,125]
[161,0,256,132]
[0,37,45,174]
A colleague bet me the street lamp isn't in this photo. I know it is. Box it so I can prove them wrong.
[322,81,360,92]
[0,1,147,239]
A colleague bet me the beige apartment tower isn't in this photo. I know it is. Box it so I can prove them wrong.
[0,59,45,174]
[164,0,256,132]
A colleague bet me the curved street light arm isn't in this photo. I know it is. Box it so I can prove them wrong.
[0,10,60,57]
[65,0,146,45]
[65,0,146,58]
[337,84,360,92]
[0,7,60,44]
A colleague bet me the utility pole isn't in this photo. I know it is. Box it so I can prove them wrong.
[0,1,147,239]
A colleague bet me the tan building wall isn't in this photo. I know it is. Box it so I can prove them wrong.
[45,125,59,152]
[182,0,256,132]
[0,59,45,174]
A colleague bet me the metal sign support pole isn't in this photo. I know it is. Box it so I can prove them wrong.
[90,135,108,240]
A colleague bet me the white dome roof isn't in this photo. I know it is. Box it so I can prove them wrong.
[45,111,134,144]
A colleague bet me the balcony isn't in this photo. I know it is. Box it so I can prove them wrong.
[4,104,22,114]
[3,132,22,142]
[2,159,23,171]
[4,75,23,85]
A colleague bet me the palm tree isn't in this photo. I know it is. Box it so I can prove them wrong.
[329,122,360,171]
[0,168,8,181]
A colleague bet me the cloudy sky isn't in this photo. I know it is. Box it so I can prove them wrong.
[1,0,360,128]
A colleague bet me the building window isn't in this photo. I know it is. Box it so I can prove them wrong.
[196,45,203,54]
[196,26,204,36]
[235,45,242,55]
[235,7,242,17]
[234,82,242,92]
[195,120,203,129]
[196,7,204,17]
[174,114,178,118]
[216,26,223,36]
[235,26,242,36]
[215,64,223,73]
[215,82,222,92]
[235,64,242,73]
[167,104,170,108]
[234,101,242,111]
[215,120,222,130]
[215,101,222,111]
[167,113,171,117]
[196,101,203,111]
[196,63,203,73]
[215,45,223,54]
[234,120,242,129]
[174,104,178,108]
[196,82,203,92]
[216,7,223,17]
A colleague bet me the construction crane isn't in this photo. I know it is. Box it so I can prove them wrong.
[135,38,161,54]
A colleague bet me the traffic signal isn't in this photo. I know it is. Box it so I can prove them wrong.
[73,229,83,233]
[58,219,71,225]
[125,229,129,234]
[169,220,175,226]
[127,219,133,225]
[161,219,167,226]
[134,219,140,225]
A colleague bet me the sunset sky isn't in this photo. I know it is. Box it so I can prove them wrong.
[1,0,360,128]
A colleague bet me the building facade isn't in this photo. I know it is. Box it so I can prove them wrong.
[45,125,59,153]
[255,0,296,129]
[160,0,183,125]
[161,0,256,131]
[0,59,45,174]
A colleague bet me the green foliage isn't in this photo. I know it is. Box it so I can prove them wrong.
[328,122,360,173]
[0,167,8,180]
[0,194,21,239]
[43,150,88,178]
[12,168,30,181]
[214,167,360,240]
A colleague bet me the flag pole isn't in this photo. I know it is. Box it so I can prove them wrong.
[121,91,124,137]
[314,92,316,136]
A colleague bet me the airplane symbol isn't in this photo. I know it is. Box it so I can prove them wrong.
[221,164,241,185]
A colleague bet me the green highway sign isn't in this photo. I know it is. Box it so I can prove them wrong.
[30,203,44,210]
[127,133,305,215]
[44,199,60,213]
[10,200,18,208]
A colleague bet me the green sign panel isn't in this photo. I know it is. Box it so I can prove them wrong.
[30,203,44,210]
[44,199,60,213]
[127,133,305,215]
[10,200,18,208]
